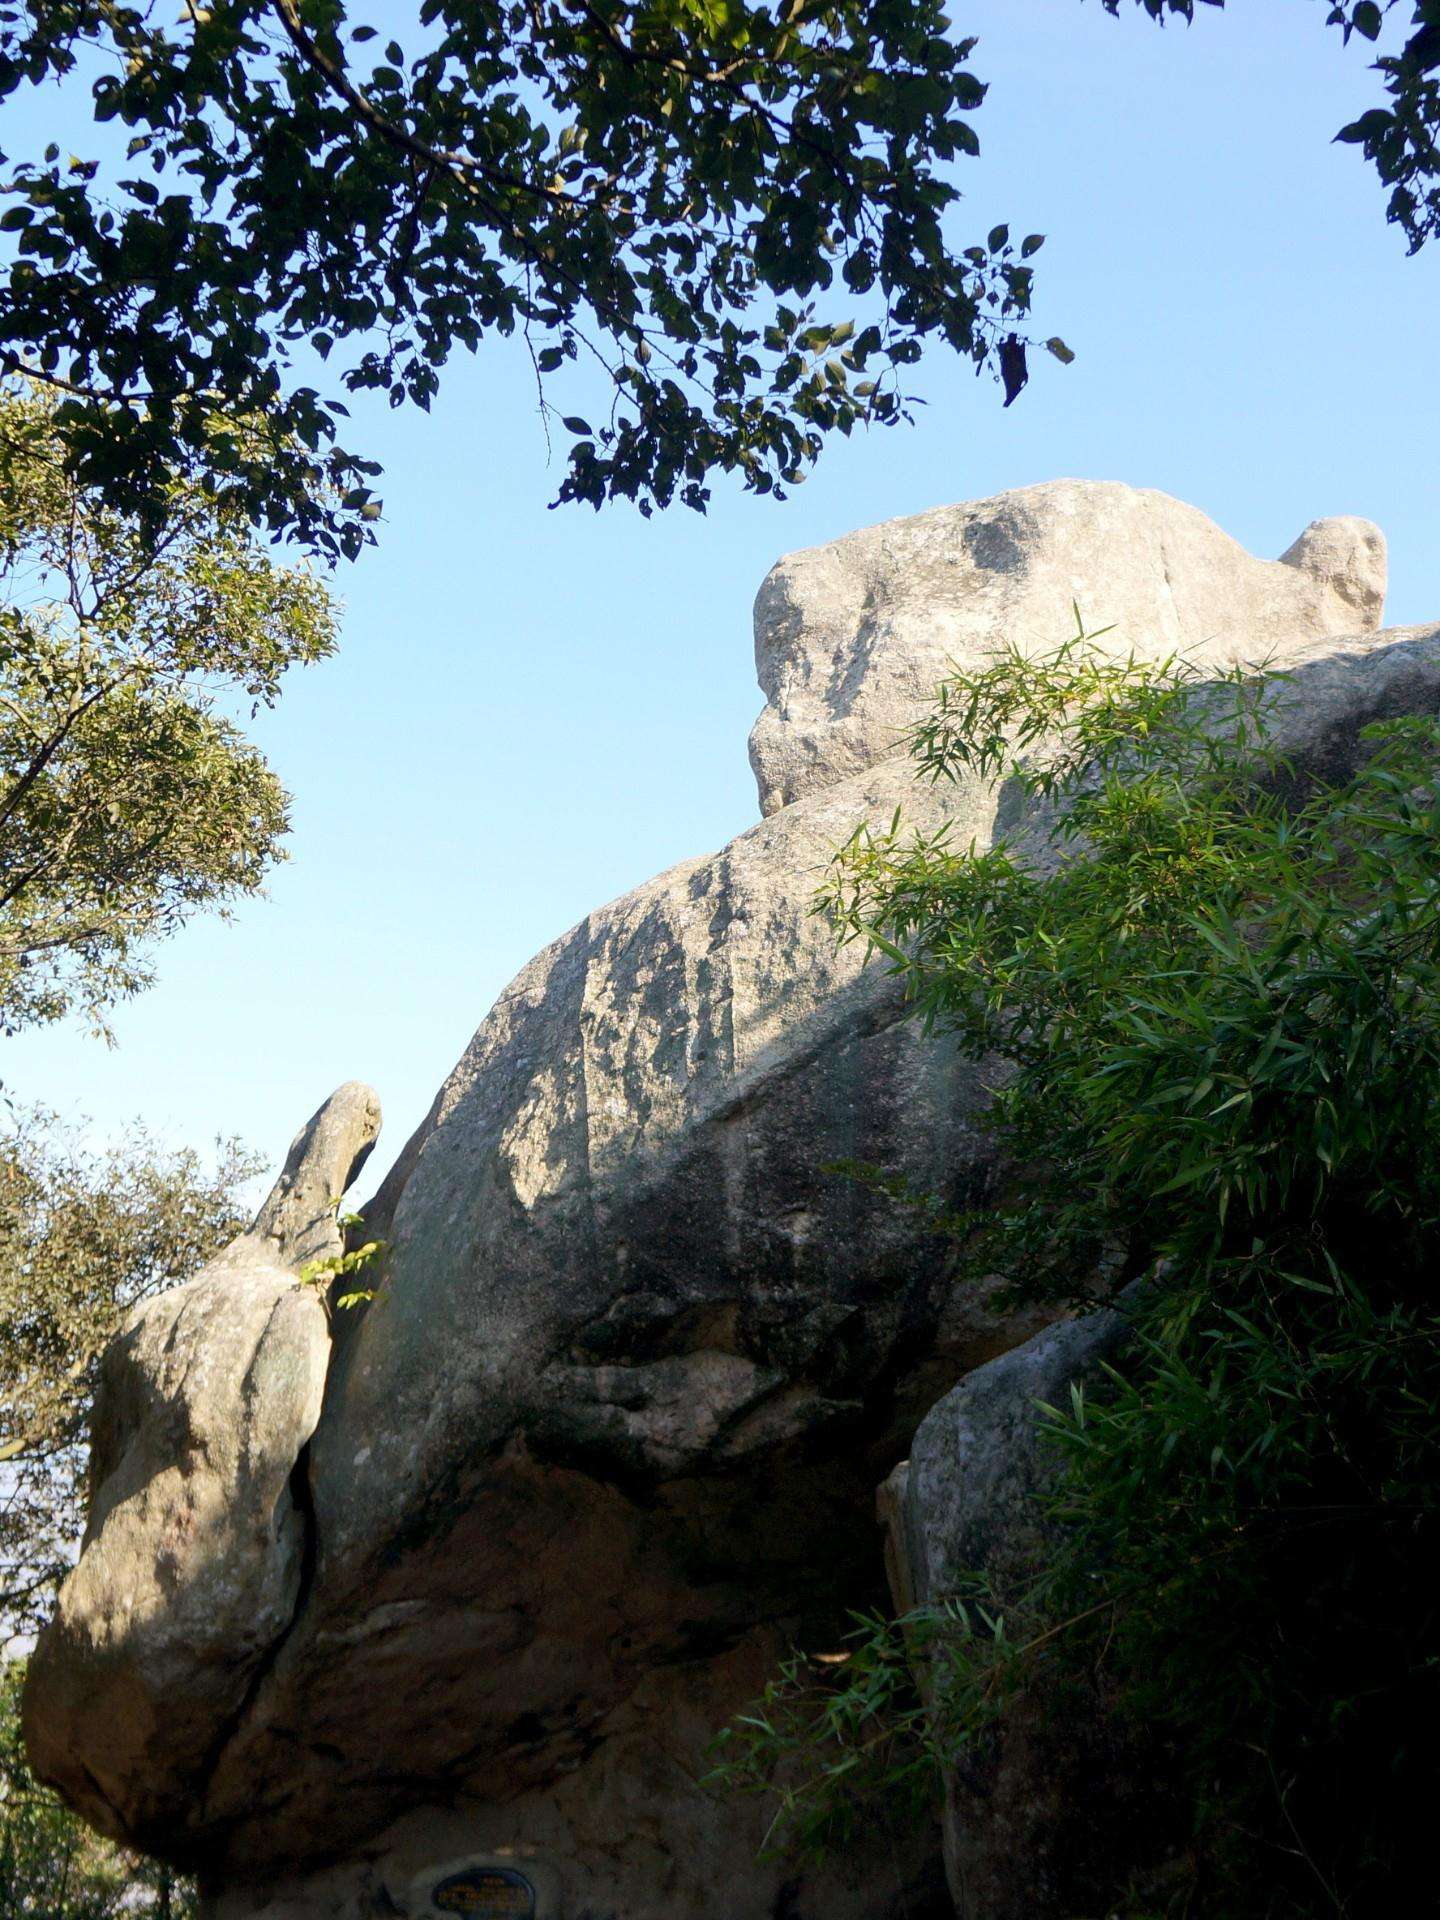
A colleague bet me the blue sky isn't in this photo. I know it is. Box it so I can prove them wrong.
[4,0,1438,1197]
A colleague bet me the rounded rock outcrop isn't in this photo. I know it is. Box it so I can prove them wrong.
[23,484,1432,1920]
[747,480,1386,818]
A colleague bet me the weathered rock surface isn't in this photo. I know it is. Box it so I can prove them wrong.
[748,479,1386,816]
[22,1084,380,1849]
[882,1307,1131,1617]
[880,1309,1151,1920]
[200,1630,955,1920]
[21,484,1439,1919]
[183,744,1029,1910]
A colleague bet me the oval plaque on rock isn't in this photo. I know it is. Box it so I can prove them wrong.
[431,1865,537,1916]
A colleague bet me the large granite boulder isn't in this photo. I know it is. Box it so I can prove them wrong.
[748,479,1386,816]
[23,1085,381,1847]
[880,1310,1157,1920]
[22,484,1436,1920]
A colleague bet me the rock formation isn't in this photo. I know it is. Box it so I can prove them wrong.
[748,480,1386,815]
[880,1308,1152,1920]
[24,1084,381,1848]
[22,482,1436,1920]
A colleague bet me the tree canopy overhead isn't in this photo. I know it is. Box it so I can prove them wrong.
[0,0,1047,554]
[0,0,1434,557]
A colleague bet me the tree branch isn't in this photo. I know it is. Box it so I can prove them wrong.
[270,0,568,208]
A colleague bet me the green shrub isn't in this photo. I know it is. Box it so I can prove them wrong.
[715,628,1440,1914]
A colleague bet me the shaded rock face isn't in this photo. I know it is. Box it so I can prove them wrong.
[22,483,1437,1919]
[200,1628,955,1920]
[879,1311,1159,1920]
[883,1310,1131,1616]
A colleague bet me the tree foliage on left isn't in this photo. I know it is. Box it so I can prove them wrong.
[0,383,337,1036]
[1,1656,196,1915]
[0,377,329,1689]
[0,1107,258,1644]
